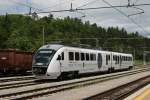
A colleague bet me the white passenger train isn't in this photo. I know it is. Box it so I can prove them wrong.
[32,44,133,79]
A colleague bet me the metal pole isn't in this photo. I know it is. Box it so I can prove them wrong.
[96,38,99,48]
[143,52,146,65]
[134,49,135,61]
[43,26,45,45]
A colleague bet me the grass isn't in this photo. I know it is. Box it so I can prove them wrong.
[134,59,150,66]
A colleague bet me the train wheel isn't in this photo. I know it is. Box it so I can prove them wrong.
[129,66,133,70]
[57,74,64,81]
[111,67,115,72]
[71,71,78,79]
[74,71,79,78]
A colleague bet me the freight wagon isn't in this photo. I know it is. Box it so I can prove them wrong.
[0,49,33,74]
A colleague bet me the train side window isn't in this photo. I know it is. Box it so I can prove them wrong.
[69,52,74,60]
[106,55,108,65]
[81,53,85,61]
[108,55,110,60]
[115,56,117,61]
[75,52,79,61]
[116,56,118,64]
[86,53,89,61]
[61,52,64,60]
[118,56,119,64]
[90,54,94,61]
[115,56,117,64]
[113,56,115,60]
[93,54,96,61]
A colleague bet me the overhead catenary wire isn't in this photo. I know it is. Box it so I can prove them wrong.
[6,0,150,36]
[10,0,43,12]
[36,3,150,14]
[76,0,101,9]
[101,0,150,35]
[128,6,144,17]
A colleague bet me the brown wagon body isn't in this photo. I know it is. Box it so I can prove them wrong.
[0,49,33,73]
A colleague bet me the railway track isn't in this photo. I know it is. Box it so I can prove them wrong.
[0,66,147,90]
[0,71,32,77]
[0,67,150,100]
[0,79,43,90]
[85,75,150,100]
[0,75,35,83]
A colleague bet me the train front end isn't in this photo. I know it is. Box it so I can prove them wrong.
[32,44,63,79]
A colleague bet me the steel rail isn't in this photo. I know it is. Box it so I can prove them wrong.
[85,75,150,100]
[0,75,35,83]
[0,80,42,90]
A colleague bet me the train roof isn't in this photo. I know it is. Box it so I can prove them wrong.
[39,44,132,56]
[39,44,64,51]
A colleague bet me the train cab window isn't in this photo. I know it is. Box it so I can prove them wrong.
[81,53,85,61]
[69,52,74,60]
[75,52,80,61]
[86,53,89,61]
[61,52,64,60]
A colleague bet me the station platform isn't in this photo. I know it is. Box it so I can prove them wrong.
[125,84,150,100]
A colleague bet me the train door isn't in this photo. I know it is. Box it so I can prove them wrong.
[56,50,66,73]
[98,53,102,70]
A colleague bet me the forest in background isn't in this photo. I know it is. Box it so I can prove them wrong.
[0,14,150,60]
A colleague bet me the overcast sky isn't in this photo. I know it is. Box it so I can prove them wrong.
[0,0,150,37]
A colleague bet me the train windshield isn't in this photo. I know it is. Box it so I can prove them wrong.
[33,49,56,66]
